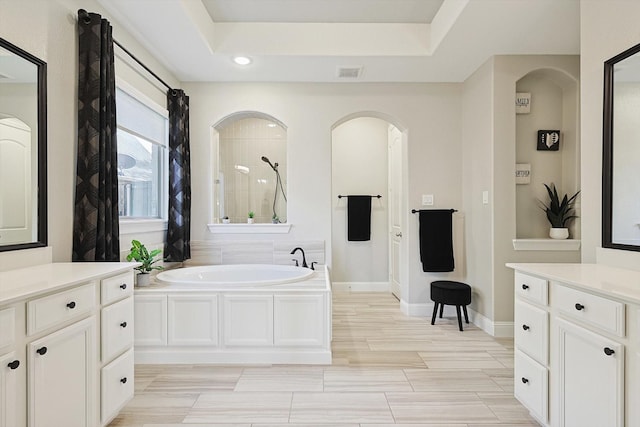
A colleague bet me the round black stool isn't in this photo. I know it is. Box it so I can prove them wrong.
[430,280,472,331]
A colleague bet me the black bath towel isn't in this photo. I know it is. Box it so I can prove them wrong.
[347,196,372,241]
[419,209,454,272]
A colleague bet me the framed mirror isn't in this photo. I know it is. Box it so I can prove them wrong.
[603,41,640,251]
[0,38,47,252]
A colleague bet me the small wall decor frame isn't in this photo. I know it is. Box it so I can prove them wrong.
[537,130,560,151]
[515,163,531,184]
[515,92,531,114]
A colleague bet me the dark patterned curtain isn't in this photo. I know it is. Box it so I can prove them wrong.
[164,90,191,262]
[72,11,120,262]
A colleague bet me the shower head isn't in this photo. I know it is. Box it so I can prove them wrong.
[261,156,278,171]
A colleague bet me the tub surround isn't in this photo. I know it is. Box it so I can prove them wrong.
[507,263,640,427]
[133,265,332,365]
[188,240,325,267]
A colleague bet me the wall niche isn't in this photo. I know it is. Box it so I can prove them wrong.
[515,69,580,241]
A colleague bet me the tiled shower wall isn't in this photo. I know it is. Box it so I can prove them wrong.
[216,117,287,224]
[187,240,325,267]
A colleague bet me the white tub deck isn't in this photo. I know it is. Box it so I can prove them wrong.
[133,265,332,365]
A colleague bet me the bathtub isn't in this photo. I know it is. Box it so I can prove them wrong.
[134,264,332,365]
[156,264,315,288]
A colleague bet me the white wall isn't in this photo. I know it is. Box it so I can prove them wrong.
[331,117,389,285]
[581,0,640,268]
[184,82,463,305]
[0,0,179,264]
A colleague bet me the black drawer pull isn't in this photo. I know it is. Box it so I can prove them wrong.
[522,324,530,331]
[522,284,529,290]
[575,303,585,311]
[120,322,128,328]
[36,347,47,356]
[7,360,20,370]
[120,284,127,290]
[521,377,529,384]
[120,377,127,384]
[66,301,76,309]
[604,347,615,356]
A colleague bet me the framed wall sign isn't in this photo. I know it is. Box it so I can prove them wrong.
[516,92,531,114]
[515,163,531,184]
[537,130,560,151]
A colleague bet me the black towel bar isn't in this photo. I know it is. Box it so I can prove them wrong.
[338,195,382,199]
[412,209,458,214]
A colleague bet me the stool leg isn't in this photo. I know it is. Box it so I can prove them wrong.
[431,302,439,325]
[463,305,469,324]
[456,305,463,331]
[439,303,444,318]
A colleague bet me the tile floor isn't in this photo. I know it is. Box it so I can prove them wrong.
[108,291,538,426]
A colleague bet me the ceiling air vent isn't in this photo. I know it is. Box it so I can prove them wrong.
[337,66,363,79]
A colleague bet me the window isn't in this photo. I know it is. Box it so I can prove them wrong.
[116,86,168,219]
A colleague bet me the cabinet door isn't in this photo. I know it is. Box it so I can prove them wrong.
[0,351,20,427]
[168,295,218,346]
[223,295,273,347]
[274,294,325,347]
[28,316,96,427]
[556,318,624,427]
[134,295,167,346]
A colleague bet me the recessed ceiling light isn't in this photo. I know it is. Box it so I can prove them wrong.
[233,56,252,66]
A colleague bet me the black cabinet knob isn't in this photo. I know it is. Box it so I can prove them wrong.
[521,377,529,384]
[67,301,76,309]
[7,360,20,370]
[604,347,615,356]
[522,324,530,331]
[36,347,47,356]
[120,377,127,384]
[120,322,128,328]
[522,284,529,290]
[120,284,127,290]
[575,303,585,311]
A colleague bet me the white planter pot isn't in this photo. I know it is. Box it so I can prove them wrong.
[549,227,569,240]
[136,273,151,287]
[247,218,254,224]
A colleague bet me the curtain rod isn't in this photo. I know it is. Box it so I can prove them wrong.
[77,9,174,94]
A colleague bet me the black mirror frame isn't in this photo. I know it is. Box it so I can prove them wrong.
[0,38,47,252]
[602,41,640,252]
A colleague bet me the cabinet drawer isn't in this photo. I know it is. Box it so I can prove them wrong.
[0,308,15,350]
[515,272,548,306]
[514,350,548,424]
[101,348,134,424]
[27,282,96,336]
[102,271,134,306]
[515,300,548,365]
[101,297,134,362]
[554,284,625,337]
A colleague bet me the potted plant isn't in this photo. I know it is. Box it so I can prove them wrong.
[541,183,580,239]
[247,211,255,224]
[272,214,279,224]
[126,240,164,286]
[222,216,230,224]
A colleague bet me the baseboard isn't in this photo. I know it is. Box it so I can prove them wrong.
[135,349,332,365]
[332,281,390,292]
[401,301,513,338]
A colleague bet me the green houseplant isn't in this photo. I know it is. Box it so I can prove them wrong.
[247,211,255,224]
[126,240,163,286]
[541,184,580,239]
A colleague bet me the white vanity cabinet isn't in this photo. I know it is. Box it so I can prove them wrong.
[508,263,640,427]
[0,262,135,427]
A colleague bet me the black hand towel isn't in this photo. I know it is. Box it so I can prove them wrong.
[347,196,372,241]
[419,209,454,272]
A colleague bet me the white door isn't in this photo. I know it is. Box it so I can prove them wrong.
[28,317,96,427]
[388,125,402,299]
[0,351,20,427]
[555,318,624,427]
[0,117,32,245]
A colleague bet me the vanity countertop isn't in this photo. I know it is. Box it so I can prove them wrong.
[506,263,640,305]
[0,262,135,305]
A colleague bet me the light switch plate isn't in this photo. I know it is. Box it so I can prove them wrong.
[422,194,434,206]
[482,191,489,204]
